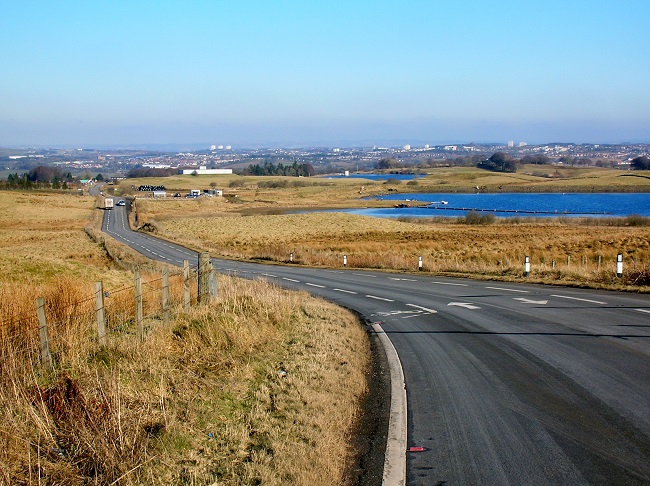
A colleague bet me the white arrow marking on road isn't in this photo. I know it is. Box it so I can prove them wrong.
[551,294,607,305]
[514,298,549,305]
[448,302,481,310]
[406,304,438,314]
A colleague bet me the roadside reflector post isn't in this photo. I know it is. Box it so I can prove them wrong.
[290,252,293,263]
[524,256,531,277]
[617,253,623,278]
[343,255,347,267]
[418,256,423,271]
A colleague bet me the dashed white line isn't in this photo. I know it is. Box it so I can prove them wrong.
[485,286,529,293]
[334,288,357,294]
[432,281,468,287]
[283,278,300,283]
[551,295,607,305]
[635,309,650,314]
[389,278,417,282]
[262,273,278,278]
[366,295,395,302]
[305,283,326,288]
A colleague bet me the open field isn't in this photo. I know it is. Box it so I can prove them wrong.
[137,205,650,291]
[0,191,371,485]
[119,166,650,205]
[122,166,650,290]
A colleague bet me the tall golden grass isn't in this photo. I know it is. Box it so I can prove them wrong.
[148,211,650,289]
[0,191,371,484]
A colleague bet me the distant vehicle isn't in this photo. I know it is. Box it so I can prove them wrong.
[189,189,201,197]
[99,197,114,210]
[116,199,126,206]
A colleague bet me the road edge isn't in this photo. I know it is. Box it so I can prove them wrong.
[371,322,407,485]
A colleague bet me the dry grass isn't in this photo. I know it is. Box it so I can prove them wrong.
[149,211,650,290]
[0,190,371,485]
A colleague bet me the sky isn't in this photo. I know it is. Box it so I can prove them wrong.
[1,0,649,148]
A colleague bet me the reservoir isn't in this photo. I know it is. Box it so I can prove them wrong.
[348,193,650,218]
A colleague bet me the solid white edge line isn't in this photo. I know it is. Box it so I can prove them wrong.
[371,322,407,486]
[551,294,607,305]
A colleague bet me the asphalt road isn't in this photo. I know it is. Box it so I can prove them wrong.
[103,206,650,485]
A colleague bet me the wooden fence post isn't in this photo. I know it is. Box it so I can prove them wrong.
[198,252,211,304]
[162,267,170,324]
[135,271,144,341]
[183,259,190,310]
[209,260,217,301]
[95,281,107,347]
[35,297,53,370]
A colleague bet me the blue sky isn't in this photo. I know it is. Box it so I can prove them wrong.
[1,0,649,148]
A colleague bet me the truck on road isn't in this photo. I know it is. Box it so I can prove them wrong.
[99,196,114,209]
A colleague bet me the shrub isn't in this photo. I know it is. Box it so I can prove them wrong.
[459,211,496,225]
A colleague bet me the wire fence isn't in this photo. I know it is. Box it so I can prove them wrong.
[0,254,217,378]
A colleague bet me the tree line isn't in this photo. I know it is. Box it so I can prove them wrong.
[0,166,77,190]
[238,161,316,177]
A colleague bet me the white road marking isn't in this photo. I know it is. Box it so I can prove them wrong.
[432,281,468,287]
[355,273,378,278]
[305,283,326,288]
[551,295,607,305]
[366,295,395,302]
[375,310,423,317]
[283,278,300,282]
[448,302,481,310]
[635,309,650,314]
[406,304,438,314]
[262,273,278,278]
[334,288,357,294]
[514,298,549,305]
[389,278,418,282]
[486,286,529,293]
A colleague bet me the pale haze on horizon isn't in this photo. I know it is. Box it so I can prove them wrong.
[1,0,649,148]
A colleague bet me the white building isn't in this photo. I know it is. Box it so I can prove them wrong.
[178,168,233,175]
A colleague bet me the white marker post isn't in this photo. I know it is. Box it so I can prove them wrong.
[418,256,423,271]
[524,256,531,277]
[343,255,347,267]
[617,253,623,278]
[290,252,293,263]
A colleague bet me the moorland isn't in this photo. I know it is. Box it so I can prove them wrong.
[118,165,650,291]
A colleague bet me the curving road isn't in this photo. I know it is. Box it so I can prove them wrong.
[103,206,650,485]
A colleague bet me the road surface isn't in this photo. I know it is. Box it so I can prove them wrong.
[103,206,650,485]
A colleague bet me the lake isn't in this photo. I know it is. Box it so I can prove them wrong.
[322,173,425,181]
[345,193,650,218]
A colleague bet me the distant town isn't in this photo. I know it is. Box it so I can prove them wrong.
[1,142,649,181]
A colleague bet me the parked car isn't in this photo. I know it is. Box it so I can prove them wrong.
[116,199,126,206]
